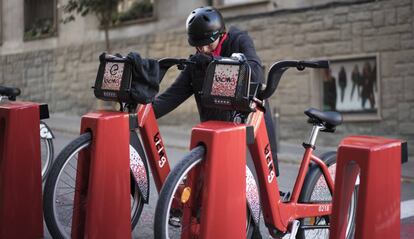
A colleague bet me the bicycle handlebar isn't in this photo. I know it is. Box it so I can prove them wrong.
[158,58,195,83]
[258,60,329,100]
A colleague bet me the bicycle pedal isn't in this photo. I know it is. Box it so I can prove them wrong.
[168,216,181,228]
[279,191,291,201]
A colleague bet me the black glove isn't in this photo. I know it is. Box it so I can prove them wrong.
[126,52,160,104]
[189,53,213,71]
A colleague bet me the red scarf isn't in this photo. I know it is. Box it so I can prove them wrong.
[212,33,228,57]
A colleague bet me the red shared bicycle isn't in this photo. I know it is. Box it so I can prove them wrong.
[42,56,193,238]
[154,56,358,238]
[43,54,262,238]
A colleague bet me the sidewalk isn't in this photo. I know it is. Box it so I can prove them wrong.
[44,113,414,182]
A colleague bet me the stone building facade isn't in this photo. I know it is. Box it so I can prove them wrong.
[1,0,413,153]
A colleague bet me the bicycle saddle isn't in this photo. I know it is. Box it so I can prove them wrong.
[304,108,342,127]
[0,86,21,100]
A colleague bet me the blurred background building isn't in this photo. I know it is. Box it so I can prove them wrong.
[1,0,413,154]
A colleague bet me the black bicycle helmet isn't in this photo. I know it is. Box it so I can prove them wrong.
[186,6,225,47]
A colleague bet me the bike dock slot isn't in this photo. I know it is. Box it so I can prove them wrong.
[71,111,131,239]
[330,136,406,239]
[0,102,43,238]
[189,121,247,239]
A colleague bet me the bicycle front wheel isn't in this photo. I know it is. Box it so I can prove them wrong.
[43,133,143,239]
[154,145,256,239]
[297,151,358,239]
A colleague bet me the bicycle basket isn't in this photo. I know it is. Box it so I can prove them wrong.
[201,56,253,112]
[94,52,160,104]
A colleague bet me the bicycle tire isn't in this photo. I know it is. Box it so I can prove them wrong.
[154,145,256,239]
[43,132,144,239]
[297,151,357,239]
[41,137,54,181]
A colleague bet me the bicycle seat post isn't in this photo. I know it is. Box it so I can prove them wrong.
[304,124,324,149]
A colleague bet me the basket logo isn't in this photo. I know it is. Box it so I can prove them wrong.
[102,62,124,91]
[211,64,239,97]
[110,64,119,75]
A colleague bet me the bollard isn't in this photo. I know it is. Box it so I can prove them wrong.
[187,121,246,239]
[0,102,43,238]
[330,136,403,239]
[71,111,131,239]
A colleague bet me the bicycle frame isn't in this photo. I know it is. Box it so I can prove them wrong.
[74,104,172,204]
[116,103,172,205]
[137,103,171,192]
[247,109,335,233]
[68,57,197,238]
[170,58,337,238]
[178,108,336,238]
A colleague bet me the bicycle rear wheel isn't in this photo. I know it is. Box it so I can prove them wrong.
[154,145,257,239]
[40,137,54,181]
[43,132,143,239]
[297,151,357,239]
[40,121,54,181]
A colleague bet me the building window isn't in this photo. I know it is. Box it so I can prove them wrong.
[213,0,265,7]
[113,0,155,26]
[24,0,57,41]
[311,54,381,121]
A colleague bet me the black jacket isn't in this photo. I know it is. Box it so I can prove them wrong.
[153,27,279,174]
[153,26,264,121]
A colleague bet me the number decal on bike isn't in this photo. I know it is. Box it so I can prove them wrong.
[154,132,167,168]
[264,144,275,183]
[318,204,330,212]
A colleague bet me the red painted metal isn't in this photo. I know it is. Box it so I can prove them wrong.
[247,110,287,230]
[176,109,397,238]
[188,121,247,239]
[0,102,43,238]
[248,110,335,233]
[330,136,402,239]
[290,148,313,203]
[71,111,131,239]
[311,154,334,195]
[137,104,171,192]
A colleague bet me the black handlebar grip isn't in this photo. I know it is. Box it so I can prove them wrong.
[10,87,21,97]
[158,58,195,83]
[298,60,330,69]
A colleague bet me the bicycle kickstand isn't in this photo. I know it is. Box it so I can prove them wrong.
[289,220,300,239]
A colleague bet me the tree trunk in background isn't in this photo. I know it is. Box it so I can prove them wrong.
[98,24,114,110]
[104,26,111,53]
